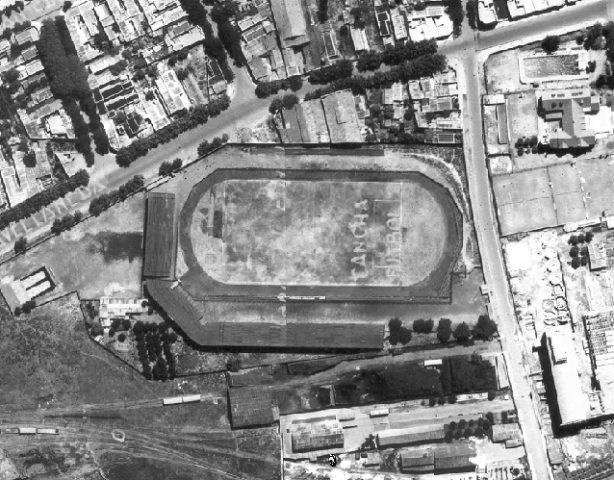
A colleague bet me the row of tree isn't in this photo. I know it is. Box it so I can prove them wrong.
[0,169,89,231]
[308,60,354,84]
[178,0,234,81]
[158,158,183,176]
[443,0,464,37]
[444,417,492,442]
[268,93,299,114]
[304,54,447,100]
[88,175,144,216]
[14,299,35,316]
[254,76,303,98]
[116,94,230,167]
[210,1,246,67]
[197,134,229,157]
[50,211,83,235]
[356,39,438,72]
[389,314,498,346]
[37,18,110,164]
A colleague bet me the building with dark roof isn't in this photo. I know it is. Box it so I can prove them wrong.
[228,387,279,428]
[400,449,435,474]
[377,425,446,448]
[291,424,344,453]
[540,88,600,149]
[143,193,177,278]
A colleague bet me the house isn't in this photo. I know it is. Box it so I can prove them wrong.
[321,90,363,143]
[400,449,435,474]
[540,88,600,149]
[350,27,369,52]
[270,0,309,47]
[588,242,607,271]
[0,268,54,311]
[155,69,192,116]
[491,423,521,443]
[99,297,148,327]
[478,0,498,25]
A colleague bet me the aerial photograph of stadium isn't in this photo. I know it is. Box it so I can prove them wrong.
[0,0,612,478]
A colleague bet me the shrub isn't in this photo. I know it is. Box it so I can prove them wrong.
[413,318,434,333]
[472,314,497,340]
[453,322,471,343]
[389,317,402,345]
[437,318,452,343]
[541,35,560,54]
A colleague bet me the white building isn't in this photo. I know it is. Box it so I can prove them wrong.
[99,296,148,327]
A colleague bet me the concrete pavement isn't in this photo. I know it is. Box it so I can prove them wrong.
[454,44,552,480]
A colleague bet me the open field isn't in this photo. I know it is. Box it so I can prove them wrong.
[493,156,614,235]
[0,293,228,406]
[0,193,145,301]
[521,54,580,79]
[506,91,538,148]
[180,168,462,302]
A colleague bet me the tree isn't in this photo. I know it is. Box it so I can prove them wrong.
[282,93,299,110]
[389,317,402,345]
[413,318,434,333]
[399,327,412,344]
[287,75,303,91]
[3,67,19,84]
[472,314,497,340]
[581,256,589,266]
[23,150,36,168]
[542,35,560,54]
[570,245,579,257]
[437,318,452,343]
[586,231,594,242]
[159,161,173,176]
[22,300,35,314]
[453,322,471,344]
[14,236,26,254]
[571,256,581,269]
[268,97,283,114]
[568,234,579,245]
[118,333,127,342]
[466,0,477,29]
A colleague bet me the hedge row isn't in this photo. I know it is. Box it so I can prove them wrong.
[0,169,89,231]
[89,175,144,216]
[115,94,230,167]
[304,54,447,100]
[356,39,438,72]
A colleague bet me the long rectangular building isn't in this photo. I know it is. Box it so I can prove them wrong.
[143,193,177,278]
[146,279,384,349]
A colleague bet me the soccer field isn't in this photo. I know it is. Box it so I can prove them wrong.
[179,169,462,301]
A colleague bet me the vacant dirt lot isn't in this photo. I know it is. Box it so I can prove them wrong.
[0,193,146,302]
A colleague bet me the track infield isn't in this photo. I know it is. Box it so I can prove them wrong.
[178,169,462,303]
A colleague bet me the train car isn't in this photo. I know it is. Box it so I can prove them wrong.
[181,394,201,404]
[369,408,389,417]
[162,396,183,406]
[36,428,59,435]
[2,428,19,434]
[18,427,36,435]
